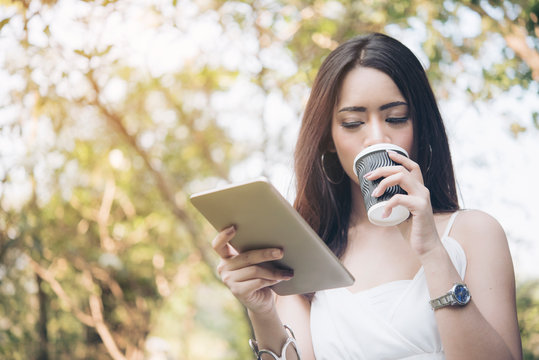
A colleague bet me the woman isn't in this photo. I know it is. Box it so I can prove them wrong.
[212,33,522,359]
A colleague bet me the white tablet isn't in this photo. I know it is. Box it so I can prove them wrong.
[190,178,354,295]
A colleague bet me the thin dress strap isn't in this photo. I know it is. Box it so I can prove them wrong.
[442,211,460,239]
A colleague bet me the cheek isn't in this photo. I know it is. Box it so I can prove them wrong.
[402,129,414,157]
[332,136,362,182]
[337,152,359,184]
[390,123,414,158]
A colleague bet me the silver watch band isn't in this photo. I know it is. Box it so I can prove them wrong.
[429,293,455,310]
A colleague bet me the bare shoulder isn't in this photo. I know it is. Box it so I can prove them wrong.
[452,209,507,250]
[455,209,503,230]
[451,210,515,285]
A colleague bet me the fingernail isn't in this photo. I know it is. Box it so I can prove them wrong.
[282,270,294,278]
[272,249,283,258]
[225,226,235,235]
[371,187,379,197]
[363,171,373,179]
[386,150,397,155]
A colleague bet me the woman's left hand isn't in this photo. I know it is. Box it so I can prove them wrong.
[364,150,440,256]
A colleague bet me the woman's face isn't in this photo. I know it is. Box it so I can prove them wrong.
[331,66,414,185]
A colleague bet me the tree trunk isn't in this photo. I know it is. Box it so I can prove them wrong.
[36,274,49,360]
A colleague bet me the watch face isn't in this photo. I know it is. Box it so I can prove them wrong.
[454,284,471,305]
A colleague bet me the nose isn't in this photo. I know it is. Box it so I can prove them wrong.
[363,118,390,147]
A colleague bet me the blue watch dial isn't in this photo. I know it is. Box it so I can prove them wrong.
[454,284,470,305]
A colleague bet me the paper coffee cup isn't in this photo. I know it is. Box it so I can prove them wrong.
[353,143,410,226]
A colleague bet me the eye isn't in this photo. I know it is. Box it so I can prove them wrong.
[386,117,409,124]
[341,121,364,129]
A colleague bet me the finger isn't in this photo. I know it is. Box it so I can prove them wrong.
[371,171,423,197]
[364,163,423,186]
[225,248,284,271]
[212,225,239,259]
[387,150,421,173]
[381,192,430,218]
[229,278,283,299]
[364,164,407,181]
[222,264,294,284]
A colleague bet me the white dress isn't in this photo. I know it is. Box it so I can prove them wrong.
[310,212,466,360]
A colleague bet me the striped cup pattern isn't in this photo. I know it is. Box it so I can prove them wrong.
[354,149,408,213]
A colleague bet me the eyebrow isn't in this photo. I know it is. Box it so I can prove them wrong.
[338,101,408,113]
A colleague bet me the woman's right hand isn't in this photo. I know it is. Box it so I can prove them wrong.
[212,226,294,315]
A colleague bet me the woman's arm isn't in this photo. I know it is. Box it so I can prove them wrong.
[212,226,311,359]
[248,294,314,359]
[371,151,522,360]
[422,210,522,360]
[274,294,315,359]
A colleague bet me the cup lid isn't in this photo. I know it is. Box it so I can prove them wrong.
[353,143,409,177]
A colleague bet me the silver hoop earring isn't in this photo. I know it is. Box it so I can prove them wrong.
[321,152,344,185]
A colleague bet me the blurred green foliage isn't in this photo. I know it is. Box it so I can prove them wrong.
[0,0,537,358]
[518,280,539,359]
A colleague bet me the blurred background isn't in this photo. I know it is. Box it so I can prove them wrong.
[1,0,538,359]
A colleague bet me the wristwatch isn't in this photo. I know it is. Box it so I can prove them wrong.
[429,283,471,310]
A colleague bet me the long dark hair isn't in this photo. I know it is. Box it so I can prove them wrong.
[294,33,459,259]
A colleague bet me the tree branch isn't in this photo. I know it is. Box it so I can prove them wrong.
[468,2,539,80]
[97,177,116,252]
[29,256,128,360]
[504,23,539,80]
[88,290,127,360]
[85,71,220,275]
[28,256,94,327]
